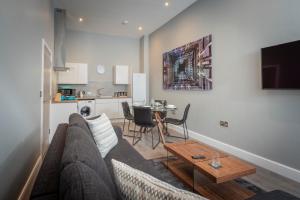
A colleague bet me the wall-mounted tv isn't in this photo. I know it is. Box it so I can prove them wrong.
[261,40,300,89]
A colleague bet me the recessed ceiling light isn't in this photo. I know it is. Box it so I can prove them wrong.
[78,17,84,22]
[165,2,169,7]
[138,26,143,31]
[122,20,129,25]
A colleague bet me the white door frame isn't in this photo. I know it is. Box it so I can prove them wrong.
[40,38,53,156]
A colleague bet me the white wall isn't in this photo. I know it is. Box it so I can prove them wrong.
[65,30,140,96]
[0,0,54,199]
[149,0,300,171]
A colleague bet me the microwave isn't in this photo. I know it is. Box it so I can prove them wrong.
[58,88,76,97]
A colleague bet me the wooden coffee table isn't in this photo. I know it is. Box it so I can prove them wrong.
[163,141,256,200]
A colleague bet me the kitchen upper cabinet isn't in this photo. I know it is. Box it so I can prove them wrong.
[113,65,129,85]
[58,63,88,84]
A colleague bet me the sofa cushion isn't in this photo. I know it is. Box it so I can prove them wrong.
[69,113,94,140]
[30,194,58,200]
[61,126,120,199]
[104,126,161,179]
[86,113,118,158]
[30,124,68,199]
[60,161,116,200]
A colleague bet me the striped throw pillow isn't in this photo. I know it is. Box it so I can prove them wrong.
[86,113,118,158]
[112,159,208,200]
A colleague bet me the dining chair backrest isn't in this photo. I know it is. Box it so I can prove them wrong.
[133,106,154,126]
[181,104,191,122]
[122,101,132,119]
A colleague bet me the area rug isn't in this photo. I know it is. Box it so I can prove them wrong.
[150,158,266,195]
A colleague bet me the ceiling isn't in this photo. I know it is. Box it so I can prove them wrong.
[53,0,197,38]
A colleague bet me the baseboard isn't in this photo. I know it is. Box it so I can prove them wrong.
[168,124,300,183]
[18,155,42,200]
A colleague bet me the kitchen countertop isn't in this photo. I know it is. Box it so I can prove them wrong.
[52,96,131,104]
[52,100,78,104]
[77,96,131,100]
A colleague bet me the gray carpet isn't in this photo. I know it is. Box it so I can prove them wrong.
[151,158,191,191]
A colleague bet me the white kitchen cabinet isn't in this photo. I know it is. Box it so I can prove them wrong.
[50,102,77,142]
[113,65,129,85]
[95,98,132,119]
[58,63,88,84]
[96,99,119,119]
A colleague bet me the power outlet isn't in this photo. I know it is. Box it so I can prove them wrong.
[220,121,229,127]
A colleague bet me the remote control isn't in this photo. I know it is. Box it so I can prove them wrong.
[192,155,206,159]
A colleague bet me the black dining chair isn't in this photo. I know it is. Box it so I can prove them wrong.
[165,104,190,141]
[132,106,160,149]
[121,101,134,136]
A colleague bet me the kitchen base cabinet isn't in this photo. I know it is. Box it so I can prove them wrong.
[96,98,132,119]
[96,99,119,119]
[50,103,77,142]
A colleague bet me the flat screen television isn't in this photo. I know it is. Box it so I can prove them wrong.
[261,40,300,89]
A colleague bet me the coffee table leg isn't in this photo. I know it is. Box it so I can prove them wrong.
[193,165,195,192]
[166,151,169,168]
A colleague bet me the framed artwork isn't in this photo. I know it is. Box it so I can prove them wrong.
[163,34,212,90]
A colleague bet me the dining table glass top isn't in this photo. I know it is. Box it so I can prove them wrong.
[133,104,177,112]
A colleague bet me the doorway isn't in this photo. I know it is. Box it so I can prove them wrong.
[41,39,52,157]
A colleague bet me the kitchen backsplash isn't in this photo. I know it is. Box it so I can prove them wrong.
[58,80,128,97]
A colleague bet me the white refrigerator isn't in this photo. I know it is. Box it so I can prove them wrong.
[132,73,147,105]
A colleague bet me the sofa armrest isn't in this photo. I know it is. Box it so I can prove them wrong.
[30,124,68,199]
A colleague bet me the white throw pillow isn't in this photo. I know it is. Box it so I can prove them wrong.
[111,159,207,200]
[86,113,118,158]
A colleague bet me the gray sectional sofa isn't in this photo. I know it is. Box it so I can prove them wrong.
[30,113,161,200]
[30,113,300,200]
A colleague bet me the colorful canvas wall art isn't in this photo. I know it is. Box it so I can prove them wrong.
[163,34,212,90]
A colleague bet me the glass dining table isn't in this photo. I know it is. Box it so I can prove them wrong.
[134,104,177,145]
